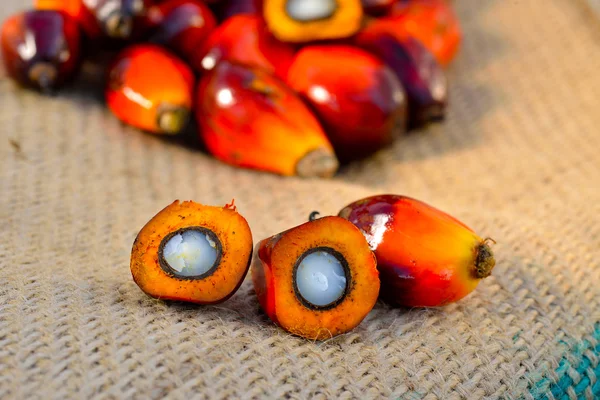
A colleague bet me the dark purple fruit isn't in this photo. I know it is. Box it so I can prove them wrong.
[361,0,396,16]
[88,0,153,40]
[216,0,262,21]
[1,10,82,92]
[145,0,217,62]
[355,23,447,127]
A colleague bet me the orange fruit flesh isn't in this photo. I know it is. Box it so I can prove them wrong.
[252,216,379,340]
[131,200,253,304]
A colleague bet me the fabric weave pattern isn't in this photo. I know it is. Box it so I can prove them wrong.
[1,0,599,398]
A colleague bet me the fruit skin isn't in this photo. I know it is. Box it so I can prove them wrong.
[35,0,98,38]
[355,24,447,127]
[389,0,461,67]
[263,0,363,43]
[1,10,82,92]
[287,45,407,163]
[339,195,496,307]
[145,0,217,62]
[131,200,253,305]
[361,0,396,16]
[252,216,379,340]
[191,15,295,80]
[216,0,262,20]
[106,44,195,134]
[195,61,338,178]
[36,0,152,40]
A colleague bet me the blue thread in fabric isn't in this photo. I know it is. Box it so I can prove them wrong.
[530,323,599,399]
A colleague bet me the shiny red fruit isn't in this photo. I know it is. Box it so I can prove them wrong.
[145,0,217,62]
[191,15,295,80]
[287,45,407,162]
[355,24,447,127]
[339,195,496,307]
[1,10,81,92]
[195,61,338,177]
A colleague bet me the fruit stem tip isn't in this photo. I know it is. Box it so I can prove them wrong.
[295,148,339,178]
[474,241,495,279]
[157,105,190,135]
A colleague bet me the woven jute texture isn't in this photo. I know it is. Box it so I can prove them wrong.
[1,1,599,399]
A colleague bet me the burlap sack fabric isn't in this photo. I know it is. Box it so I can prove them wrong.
[1,0,599,399]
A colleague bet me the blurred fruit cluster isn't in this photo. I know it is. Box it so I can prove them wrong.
[1,0,461,177]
